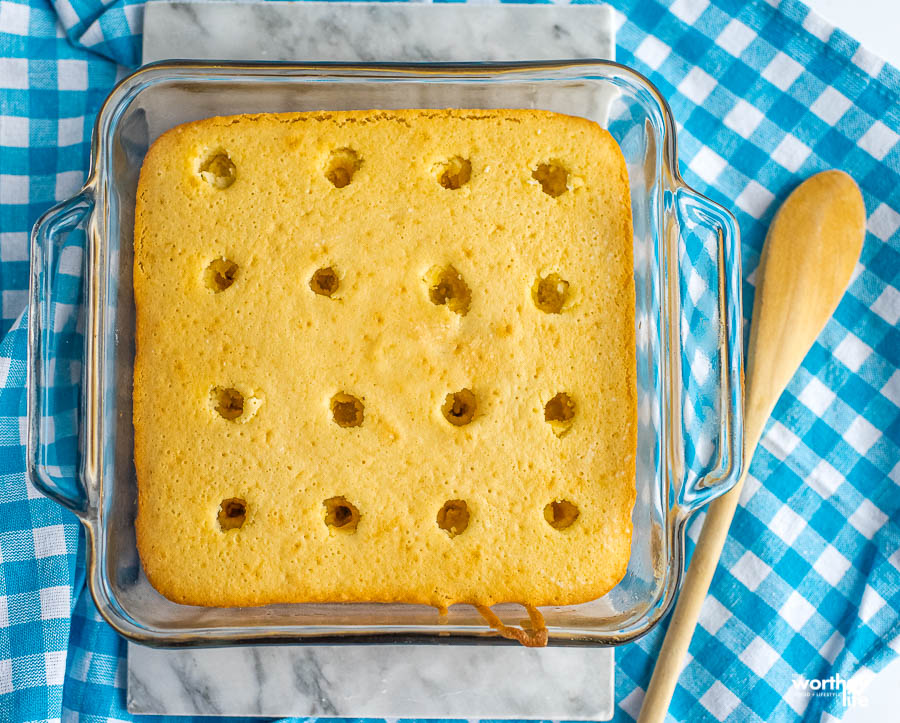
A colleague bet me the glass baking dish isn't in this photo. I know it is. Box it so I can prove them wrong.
[27,61,743,646]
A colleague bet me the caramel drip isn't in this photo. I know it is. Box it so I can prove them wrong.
[476,604,549,648]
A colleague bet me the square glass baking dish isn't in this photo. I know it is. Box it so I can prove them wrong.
[27,61,743,646]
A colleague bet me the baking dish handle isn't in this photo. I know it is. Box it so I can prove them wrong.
[672,186,744,517]
[26,190,94,519]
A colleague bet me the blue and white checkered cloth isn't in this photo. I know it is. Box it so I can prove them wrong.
[1,0,898,721]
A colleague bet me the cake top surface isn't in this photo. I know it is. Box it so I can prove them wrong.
[133,108,637,610]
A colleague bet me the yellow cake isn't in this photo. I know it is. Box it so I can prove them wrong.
[133,108,637,609]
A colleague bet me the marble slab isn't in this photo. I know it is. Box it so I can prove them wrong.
[128,644,615,718]
[132,2,616,719]
[143,1,615,63]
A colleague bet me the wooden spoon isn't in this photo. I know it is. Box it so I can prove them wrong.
[638,170,866,723]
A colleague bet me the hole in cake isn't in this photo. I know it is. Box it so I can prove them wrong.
[426,265,471,315]
[331,393,364,428]
[532,273,570,314]
[437,499,470,537]
[544,392,576,437]
[211,387,244,421]
[544,500,579,530]
[218,498,247,530]
[204,258,238,292]
[310,266,339,297]
[441,388,477,426]
[199,151,237,189]
[532,162,569,197]
[325,148,361,188]
[436,156,472,190]
[324,496,360,532]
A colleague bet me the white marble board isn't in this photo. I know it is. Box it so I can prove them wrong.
[142,1,615,63]
[129,644,617,718]
[132,2,617,718]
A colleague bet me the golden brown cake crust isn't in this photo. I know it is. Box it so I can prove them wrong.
[133,108,637,609]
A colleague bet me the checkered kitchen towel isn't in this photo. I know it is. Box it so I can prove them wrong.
[1,0,898,720]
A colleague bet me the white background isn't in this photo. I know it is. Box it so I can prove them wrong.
[785,2,897,722]
[808,0,900,68]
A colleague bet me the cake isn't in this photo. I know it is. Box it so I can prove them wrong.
[133,108,637,610]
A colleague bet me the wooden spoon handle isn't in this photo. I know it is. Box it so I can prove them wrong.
[638,476,746,723]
